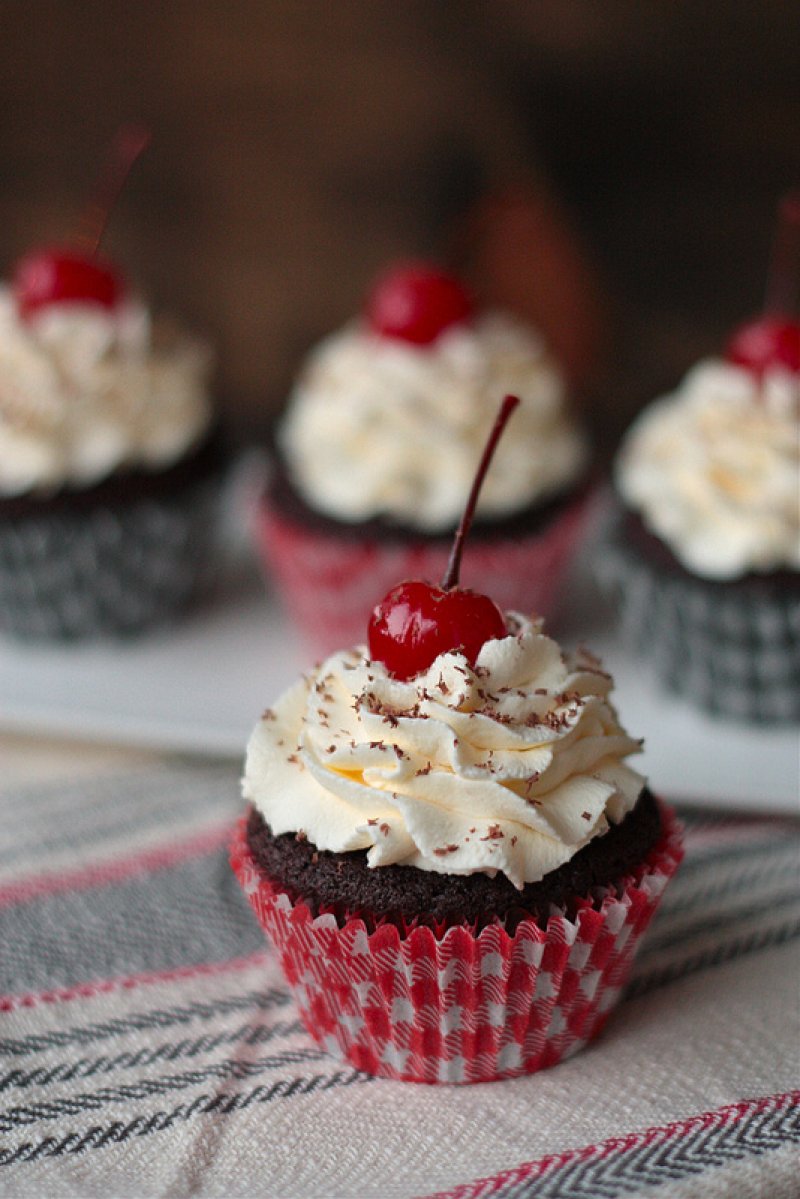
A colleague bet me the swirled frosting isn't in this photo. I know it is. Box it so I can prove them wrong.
[0,285,213,496]
[243,615,645,889]
[278,313,587,532]
[616,359,800,579]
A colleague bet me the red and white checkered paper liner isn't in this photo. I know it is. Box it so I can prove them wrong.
[254,489,591,659]
[230,803,683,1085]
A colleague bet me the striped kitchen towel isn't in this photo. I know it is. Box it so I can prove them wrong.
[1,758,798,1198]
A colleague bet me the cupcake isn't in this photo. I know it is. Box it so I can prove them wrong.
[233,399,682,1084]
[0,131,220,639]
[257,262,591,657]
[602,199,800,723]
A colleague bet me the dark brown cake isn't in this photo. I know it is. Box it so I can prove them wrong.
[266,452,589,546]
[0,429,225,521]
[621,509,800,598]
[246,786,662,934]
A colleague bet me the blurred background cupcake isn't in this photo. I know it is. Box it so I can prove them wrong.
[0,128,222,640]
[599,196,800,723]
[257,260,592,657]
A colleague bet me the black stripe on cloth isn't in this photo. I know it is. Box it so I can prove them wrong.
[0,1046,332,1133]
[0,987,290,1058]
[445,1097,800,1199]
[0,764,240,865]
[0,1017,304,1094]
[625,915,800,1001]
[676,836,800,873]
[0,761,238,829]
[1,850,263,995]
[0,1068,371,1168]
[636,890,800,958]
[654,848,798,915]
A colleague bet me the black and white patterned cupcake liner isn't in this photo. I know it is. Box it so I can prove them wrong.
[0,475,220,640]
[596,519,800,724]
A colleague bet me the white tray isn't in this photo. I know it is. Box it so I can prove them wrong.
[1,548,797,814]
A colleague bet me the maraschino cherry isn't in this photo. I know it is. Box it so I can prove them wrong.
[725,191,800,376]
[13,124,150,320]
[366,262,475,345]
[368,394,518,681]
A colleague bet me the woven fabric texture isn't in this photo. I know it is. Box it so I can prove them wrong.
[1,757,798,1197]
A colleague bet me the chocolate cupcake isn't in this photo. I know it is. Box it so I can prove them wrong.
[603,356,799,723]
[232,609,682,1084]
[234,400,682,1083]
[0,133,221,639]
[256,262,591,656]
[601,195,800,723]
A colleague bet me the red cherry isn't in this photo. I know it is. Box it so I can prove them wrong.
[369,580,506,681]
[366,262,475,345]
[14,248,124,318]
[12,124,149,321]
[368,395,518,680]
[726,316,800,376]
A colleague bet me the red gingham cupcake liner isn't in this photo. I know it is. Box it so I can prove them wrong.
[254,488,592,659]
[230,801,683,1084]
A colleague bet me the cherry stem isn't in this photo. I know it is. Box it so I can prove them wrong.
[441,394,520,591]
[764,190,800,316]
[76,123,151,259]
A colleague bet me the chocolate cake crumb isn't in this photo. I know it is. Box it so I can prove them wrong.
[245,790,662,934]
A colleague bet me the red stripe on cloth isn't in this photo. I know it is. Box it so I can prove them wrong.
[422,1091,800,1199]
[0,821,234,909]
[0,949,271,1012]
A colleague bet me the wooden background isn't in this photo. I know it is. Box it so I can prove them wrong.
[1,1,798,450]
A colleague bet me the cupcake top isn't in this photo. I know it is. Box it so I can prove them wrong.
[243,614,645,890]
[0,284,213,497]
[616,359,800,580]
[277,265,588,533]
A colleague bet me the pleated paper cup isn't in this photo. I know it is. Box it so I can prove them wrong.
[597,519,800,724]
[230,802,683,1085]
[254,489,591,660]
[0,471,220,640]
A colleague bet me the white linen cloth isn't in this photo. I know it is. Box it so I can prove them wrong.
[0,753,798,1198]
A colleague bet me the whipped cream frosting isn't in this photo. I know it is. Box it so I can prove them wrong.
[0,285,213,496]
[616,359,800,579]
[243,615,645,889]
[278,313,587,532]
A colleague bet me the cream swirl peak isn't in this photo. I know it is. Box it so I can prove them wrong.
[0,285,213,496]
[616,359,800,580]
[278,312,587,532]
[243,616,645,889]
